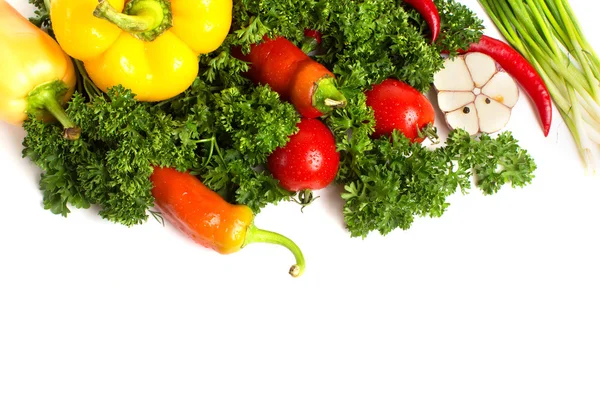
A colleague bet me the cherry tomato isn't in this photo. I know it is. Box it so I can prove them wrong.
[267,118,340,191]
[365,78,435,142]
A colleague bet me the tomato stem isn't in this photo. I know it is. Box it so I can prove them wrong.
[244,224,306,277]
[417,123,439,144]
[93,0,172,41]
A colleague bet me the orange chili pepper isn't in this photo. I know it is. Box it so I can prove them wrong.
[150,167,306,277]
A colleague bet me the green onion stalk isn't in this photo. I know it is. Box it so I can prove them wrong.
[479,0,600,172]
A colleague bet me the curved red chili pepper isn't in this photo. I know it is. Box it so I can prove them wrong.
[402,0,441,43]
[459,35,552,137]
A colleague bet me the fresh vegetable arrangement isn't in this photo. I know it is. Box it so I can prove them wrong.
[1,0,547,276]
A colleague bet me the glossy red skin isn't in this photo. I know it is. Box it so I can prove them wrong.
[402,0,441,43]
[232,36,336,118]
[365,78,435,143]
[267,118,340,191]
[459,35,552,137]
[256,37,307,97]
[150,167,254,255]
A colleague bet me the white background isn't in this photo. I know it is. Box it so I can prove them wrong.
[1,0,599,399]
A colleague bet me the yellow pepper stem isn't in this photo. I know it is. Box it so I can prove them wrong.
[27,81,80,140]
[93,0,172,41]
[244,223,306,278]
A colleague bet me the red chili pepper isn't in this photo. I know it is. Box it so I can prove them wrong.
[150,167,306,277]
[402,0,441,43]
[234,36,346,118]
[459,35,552,137]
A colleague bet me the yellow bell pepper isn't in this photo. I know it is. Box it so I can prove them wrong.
[0,0,79,139]
[50,0,233,102]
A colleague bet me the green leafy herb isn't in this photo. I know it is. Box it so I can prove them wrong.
[336,129,536,238]
[230,0,483,91]
[28,0,51,30]
[23,87,203,225]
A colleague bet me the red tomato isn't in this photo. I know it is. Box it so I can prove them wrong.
[365,78,435,142]
[267,118,340,191]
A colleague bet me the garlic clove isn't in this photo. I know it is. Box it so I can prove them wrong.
[433,57,475,91]
[475,95,512,133]
[445,103,479,135]
[464,52,498,88]
[481,71,520,108]
[437,91,476,112]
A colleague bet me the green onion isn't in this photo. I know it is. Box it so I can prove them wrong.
[481,0,600,171]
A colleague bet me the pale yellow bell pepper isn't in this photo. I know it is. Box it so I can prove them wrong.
[0,0,79,138]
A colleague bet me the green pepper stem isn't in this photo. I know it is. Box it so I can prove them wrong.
[27,80,80,140]
[74,59,104,99]
[42,97,81,140]
[93,0,172,41]
[313,77,347,114]
[43,95,72,127]
[244,224,306,278]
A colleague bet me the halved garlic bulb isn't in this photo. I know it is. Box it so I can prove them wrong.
[433,52,520,135]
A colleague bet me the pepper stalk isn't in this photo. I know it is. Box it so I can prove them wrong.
[27,81,81,140]
[93,0,173,41]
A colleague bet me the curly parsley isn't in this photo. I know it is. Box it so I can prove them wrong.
[336,130,536,238]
